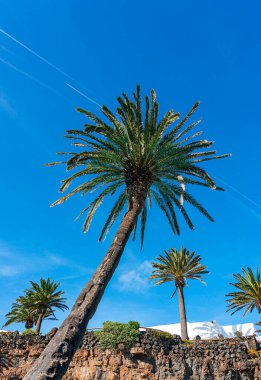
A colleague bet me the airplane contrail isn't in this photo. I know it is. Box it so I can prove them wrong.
[0,27,100,107]
[215,175,261,219]
[0,28,74,80]
[66,83,101,107]
[216,176,261,210]
[1,29,260,218]
[0,56,68,101]
[0,54,101,108]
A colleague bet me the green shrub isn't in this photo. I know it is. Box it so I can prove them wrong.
[21,329,36,335]
[149,329,173,340]
[96,321,140,349]
[183,339,193,345]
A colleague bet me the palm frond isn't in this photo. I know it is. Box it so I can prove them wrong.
[226,267,261,316]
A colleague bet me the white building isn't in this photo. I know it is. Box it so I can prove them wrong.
[148,320,258,340]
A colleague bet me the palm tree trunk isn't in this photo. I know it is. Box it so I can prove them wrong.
[35,314,44,334]
[177,286,189,340]
[23,191,146,380]
[25,320,34,330]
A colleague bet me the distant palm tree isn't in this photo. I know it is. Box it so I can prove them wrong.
[3,297,36,329]
[25,86,229,379]
[226,267,261,317]
[3,278,68,334]
[150,247,209,340]
[26,278,69,334]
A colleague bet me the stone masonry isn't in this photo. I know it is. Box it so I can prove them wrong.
[0,331,260,379]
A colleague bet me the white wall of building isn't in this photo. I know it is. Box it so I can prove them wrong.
[148,320,257,339]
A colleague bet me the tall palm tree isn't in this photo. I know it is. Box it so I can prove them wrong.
[3,278,68,334]
[150,247,209,340]
[25,86,229,379]
[226,267,261,316]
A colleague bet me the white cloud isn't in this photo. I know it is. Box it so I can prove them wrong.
[0,241,14,257]
[0,242,90,278]
[48,254,70,266]
[0,265,20,276]
[0,92,16,115]
[117,260,153,292]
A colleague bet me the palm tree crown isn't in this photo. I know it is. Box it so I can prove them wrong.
[26,278,68,318]
[150,247,209,292]
[226,267,261,316]
[50,86,229,247]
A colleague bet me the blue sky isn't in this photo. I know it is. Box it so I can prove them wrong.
[0,0,260,334]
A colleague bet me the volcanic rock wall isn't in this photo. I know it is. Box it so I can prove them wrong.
[0,331,260,379]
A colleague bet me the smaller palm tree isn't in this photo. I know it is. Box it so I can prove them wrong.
[3,278,68,334]
[150,247,209,340]
[226,267,261,317]
[3,297,36,330]
[26,278,69,334]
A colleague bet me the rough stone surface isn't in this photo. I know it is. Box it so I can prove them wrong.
[0,331,260,379]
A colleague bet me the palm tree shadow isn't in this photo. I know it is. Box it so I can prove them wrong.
[195,322,227,338]
[194,322,252,338]
[231,324,252,337]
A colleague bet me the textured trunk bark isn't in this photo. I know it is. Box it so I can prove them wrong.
[177,286,189,340]
[23,191,145,380]
[35,314,44,334]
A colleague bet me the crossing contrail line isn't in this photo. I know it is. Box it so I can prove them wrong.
[0,27,101,107]
[0,56,68,101]
[0,28,75,80]
[215,175,261,210]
